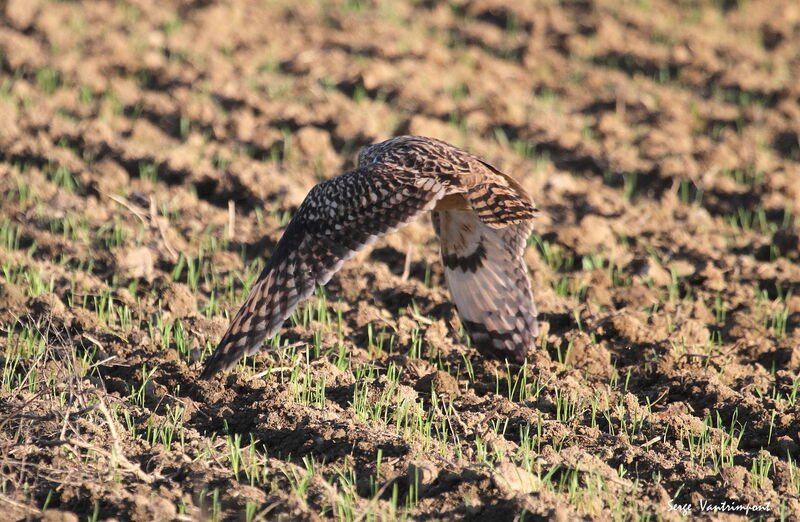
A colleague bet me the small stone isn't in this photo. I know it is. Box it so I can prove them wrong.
[132,493,176,521]
[41,510,79,522]
[491,461,540,497]
[117,246,154,281]
[407,461,439,492]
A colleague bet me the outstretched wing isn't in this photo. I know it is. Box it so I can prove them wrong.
[201,166,446,378]
[433,209,538,363]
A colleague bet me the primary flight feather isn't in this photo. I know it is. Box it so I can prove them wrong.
[200,136,539,379]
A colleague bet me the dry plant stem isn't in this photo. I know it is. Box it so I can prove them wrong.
[67,437,155,484]
[101,190,178,260]
[409,311,433,325]
[13,403,98,421]
[401,243,414,281]
[97,397,160,484]
[0,493,41,517]
[228,199,236,239]
[150,196,178,261]
[100,190,148,225]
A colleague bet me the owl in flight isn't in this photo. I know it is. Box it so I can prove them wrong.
[200,136,539,379]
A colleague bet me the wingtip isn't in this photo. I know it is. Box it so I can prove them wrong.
[199,361,220,380]
[199,352,231,380]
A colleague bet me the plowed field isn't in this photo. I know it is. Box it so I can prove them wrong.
[1,0,799,520]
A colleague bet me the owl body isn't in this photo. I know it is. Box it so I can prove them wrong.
[200,136,539,379]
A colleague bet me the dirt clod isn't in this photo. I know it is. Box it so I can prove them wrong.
[160,282,197,318]
[414,370,460,396]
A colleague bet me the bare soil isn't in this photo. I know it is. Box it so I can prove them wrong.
[1,0,799,520]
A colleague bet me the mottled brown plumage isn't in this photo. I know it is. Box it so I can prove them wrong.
[200,136,539,379]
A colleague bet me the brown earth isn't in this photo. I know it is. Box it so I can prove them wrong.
[1,0,800,520]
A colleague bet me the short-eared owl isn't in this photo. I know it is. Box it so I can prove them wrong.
[201,136,539,379]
